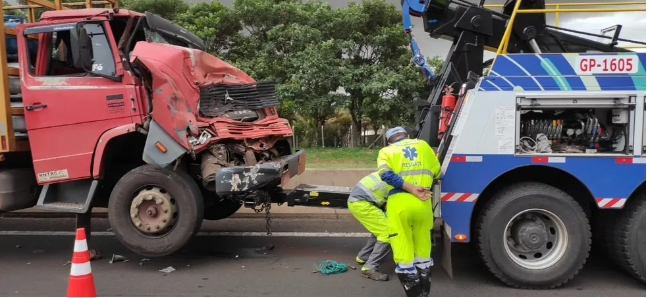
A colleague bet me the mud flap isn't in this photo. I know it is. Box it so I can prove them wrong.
[439,222,454,280]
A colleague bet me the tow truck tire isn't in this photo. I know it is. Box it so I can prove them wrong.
[475,182,591,289]
[609,194,646,282]
[108,165,204,257]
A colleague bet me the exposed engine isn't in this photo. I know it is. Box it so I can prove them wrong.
[200,137,288,192]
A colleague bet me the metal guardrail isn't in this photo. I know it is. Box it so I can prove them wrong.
[494,1,646,54]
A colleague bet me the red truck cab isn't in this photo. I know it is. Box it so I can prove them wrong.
[4,8,305,257]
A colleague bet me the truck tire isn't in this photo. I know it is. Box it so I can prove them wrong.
[108,165,204,257]
[609,194,646,282]
[475,182,591,289]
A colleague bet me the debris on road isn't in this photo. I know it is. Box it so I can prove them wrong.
[61,260,71,266]
[234,254,240,260]
[109,254,128,264]
[159,266,176,273]
[349,266,357,270]
[138,258,151,266]
[89,249,101,261]
[313,260,348,275]
[15,244,21,248]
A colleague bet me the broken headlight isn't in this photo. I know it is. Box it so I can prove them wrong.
[223,109,259,122]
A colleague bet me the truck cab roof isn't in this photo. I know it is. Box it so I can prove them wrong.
[39,8,142,22]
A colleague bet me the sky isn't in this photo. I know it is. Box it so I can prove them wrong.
[187,0,647,61]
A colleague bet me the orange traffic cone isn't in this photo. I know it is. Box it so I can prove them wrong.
[66,228,97,297]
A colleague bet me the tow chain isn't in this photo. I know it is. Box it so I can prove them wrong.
[265,197,272,236]
[251,192,272,236]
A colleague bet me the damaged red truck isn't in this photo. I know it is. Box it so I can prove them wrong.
[0,5,306,257]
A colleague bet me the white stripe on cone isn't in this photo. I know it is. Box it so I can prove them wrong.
[70,261,92,276]
[73,240,88,252]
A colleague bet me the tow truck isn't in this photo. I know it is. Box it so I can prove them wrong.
[0,0,305,257]
[286,0,646,289]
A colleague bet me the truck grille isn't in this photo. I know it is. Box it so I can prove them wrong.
[199,81,280,118]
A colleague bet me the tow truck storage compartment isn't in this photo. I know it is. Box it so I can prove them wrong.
[515,94,636,155]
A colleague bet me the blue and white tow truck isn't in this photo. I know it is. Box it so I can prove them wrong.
[285,0,646,289]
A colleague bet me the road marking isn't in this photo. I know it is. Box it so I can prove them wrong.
[0,231,373,238]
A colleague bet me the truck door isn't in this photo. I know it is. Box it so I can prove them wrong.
[18,21,138,183]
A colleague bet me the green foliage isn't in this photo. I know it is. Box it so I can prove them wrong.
[4,1,27,18]
[303,147,378,168]
[174,1,240,56]
[120,0,188,20]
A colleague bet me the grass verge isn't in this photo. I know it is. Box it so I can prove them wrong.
[298,147,377,168]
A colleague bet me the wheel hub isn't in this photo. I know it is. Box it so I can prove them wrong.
[130,187,177,234]
[512,219,548,251]
[504,209,568,270]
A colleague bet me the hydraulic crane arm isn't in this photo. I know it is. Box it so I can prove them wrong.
[403,0,437,84]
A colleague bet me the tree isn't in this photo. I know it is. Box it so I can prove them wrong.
[326,0,425,147]
[120,0,188,20]
[174,1,240,57]
[4,1,27,18]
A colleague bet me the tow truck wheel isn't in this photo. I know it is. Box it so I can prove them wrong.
[108,165,204,257]
[610,194,646,282]
[475,182,591,289]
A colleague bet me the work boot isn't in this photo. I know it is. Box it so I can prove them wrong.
[418,267,432,297]
[356,256,366,265]
[361,268,389,281]
[396,272,422,297]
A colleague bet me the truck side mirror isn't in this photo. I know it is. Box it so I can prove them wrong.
[76,26,93,71]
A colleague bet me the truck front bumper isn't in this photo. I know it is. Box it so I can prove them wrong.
[214,150,306,196]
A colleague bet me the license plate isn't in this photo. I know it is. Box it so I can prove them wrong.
[576,55,639,74]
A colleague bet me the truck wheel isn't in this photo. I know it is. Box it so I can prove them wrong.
[108,165,204,257]
[610,194,645,282]
[475,182,591,289]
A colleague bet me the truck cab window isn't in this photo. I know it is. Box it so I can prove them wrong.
[26,23,116,77]
[81,23,116,77]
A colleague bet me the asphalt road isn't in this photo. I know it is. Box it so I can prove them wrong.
[0,217,644,297]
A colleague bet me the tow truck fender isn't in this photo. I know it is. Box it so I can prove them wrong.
[91,123,138,178]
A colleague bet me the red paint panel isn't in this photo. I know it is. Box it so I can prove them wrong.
[455,193,472,202]
[531,156,548,163]
[615,157,633,164]
[451,156,466,162]
[603,198,620,208]
[441,193,455,201]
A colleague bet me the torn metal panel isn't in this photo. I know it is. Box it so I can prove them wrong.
[142,120,186,168]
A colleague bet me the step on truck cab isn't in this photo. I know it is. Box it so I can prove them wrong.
[0,0,306,257]
[287,0,646,289]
